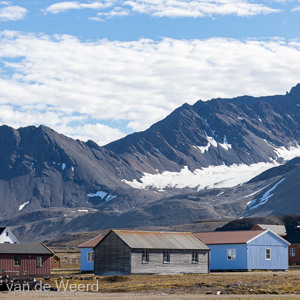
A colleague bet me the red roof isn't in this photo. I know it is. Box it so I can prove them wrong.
[194,230,265,245]
[78,235,104,248]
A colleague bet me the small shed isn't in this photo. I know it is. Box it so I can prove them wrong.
[0,243,52,275]
[78,235,104,272]
[51,255,61,269]
[194,230,290,271]
[94,230,210,275]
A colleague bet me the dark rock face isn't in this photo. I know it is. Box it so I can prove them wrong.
[106,84,300,174]
[0,125,162,218]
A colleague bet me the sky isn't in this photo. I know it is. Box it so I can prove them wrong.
[0,1,300,145]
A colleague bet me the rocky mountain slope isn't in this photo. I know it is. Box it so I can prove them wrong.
[0,125,175,218]
[106,83,300,190]
[1,84,300,241]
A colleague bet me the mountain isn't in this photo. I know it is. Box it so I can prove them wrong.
[106,83,300,190]
[2,84,300,241]
[0,124,173,218]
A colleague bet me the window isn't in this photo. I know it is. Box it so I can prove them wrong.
[290,248,296,257]
[5,231,8,237]
[192,251,199,264]
[14,256,21,267]
[142,250,149,263]
[266,248,271,260]
[37,256,43,267]
[227,248,236,260]
[87,252,94,262]
[163,250,170,263]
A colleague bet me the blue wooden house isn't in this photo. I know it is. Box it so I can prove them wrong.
[78,235,104,272]
[194,230,290,271]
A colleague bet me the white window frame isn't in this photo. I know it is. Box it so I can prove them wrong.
[192,251,199,264]
[227,248,236,260]
[266,248,271,260]
[142,250,149,264]
[163,250,170,263]
[290,248,295,257]
[87,252,94,262]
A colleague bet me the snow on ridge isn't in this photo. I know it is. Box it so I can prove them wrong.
[122,162,277,191]
[219,135,232,151]
[244,182,273,198]
[87,190,116,202]
[19,201,29,211]
[194,134,231,153]
[87,191,108,199]
[247,178,285,210]
[193,144,210,154]
[123,143,300,191]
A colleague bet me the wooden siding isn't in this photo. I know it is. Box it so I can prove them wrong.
[248,231,289,270]
[51,256,60,269]
[131,249,209,274]
[0,254,51,275]
[94,231,131,275]
[209,244,248,270]
[80,247,94,272]
[289,244,300,264]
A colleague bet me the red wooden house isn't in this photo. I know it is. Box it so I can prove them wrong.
[0,243,52,275]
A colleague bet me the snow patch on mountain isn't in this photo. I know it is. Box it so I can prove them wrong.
[19,201,29,211]
[87,191,116,202]
[123,162,277,191]
[247,178,285,210]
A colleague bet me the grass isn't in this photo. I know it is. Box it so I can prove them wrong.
[39,270,300,295]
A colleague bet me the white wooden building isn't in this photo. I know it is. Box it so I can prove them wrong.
[0,227,19,244]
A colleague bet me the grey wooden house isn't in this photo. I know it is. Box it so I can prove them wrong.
[94,230,210,275]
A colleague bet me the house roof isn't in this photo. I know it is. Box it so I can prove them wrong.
[0,243,53,255]
[111,230,209,250]
[78,235,105,248]
[194,230,266,245]
[252,224,287,236]
[285,225,300,244]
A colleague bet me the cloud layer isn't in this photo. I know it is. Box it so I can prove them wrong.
[0,31,300,145]
[44,0,279,18]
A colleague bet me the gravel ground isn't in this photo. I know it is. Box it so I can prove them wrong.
[1,291,300,300]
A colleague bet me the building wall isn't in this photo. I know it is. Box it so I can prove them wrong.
[94,231,131,275]
[208,244,247,270]
[247,231,289,270]
[80,248,94,272]
[51,256,60,269]
[131,249,209,274]
[289,244,300,264]
[0,254,51,275]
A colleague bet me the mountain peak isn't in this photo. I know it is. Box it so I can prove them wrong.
[289,83,300,95]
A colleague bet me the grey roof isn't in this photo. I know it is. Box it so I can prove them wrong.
[254,224,287,236]
[112,230,209,250]
[0,243,52,255]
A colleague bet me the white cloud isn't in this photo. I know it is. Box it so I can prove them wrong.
[123,0,279,18]
[0,5,27,21]
[44,1,114,14]
[0,31,300,144]
[44,0,279,18]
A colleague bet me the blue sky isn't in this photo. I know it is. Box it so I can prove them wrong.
[0,1,300,145]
